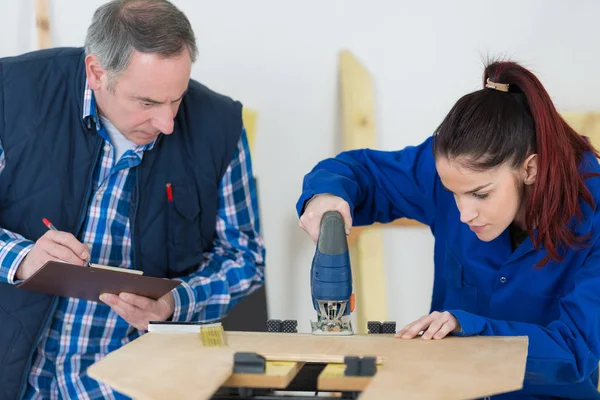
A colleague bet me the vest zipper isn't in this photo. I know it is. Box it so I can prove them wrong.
[130,169,139,270]
[74,136,104,237]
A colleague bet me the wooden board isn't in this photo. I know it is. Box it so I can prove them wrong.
[348,220,426,247]
[224,361,304,389]
[562,112,600,152]
[242,107,258,155]
[87,332,234,400]
[88,332,528,399]
[35,0,51,49]
[359,336,528,400]
[318,363,380,391]
[225,331,389,363]
[389,218,425,228]
[339,50,389,333]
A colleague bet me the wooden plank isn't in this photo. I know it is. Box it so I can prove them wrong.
[348,220,426,247]
[225,332,527,398]
[225,331,388,364]
[353,228,387,332]
[359,336,528,400]
[35,0,52,49]
[389,218,425,227]
[224,361,304,389]
[339,50,377,150]
[339,50,388,334]
[318,363,379,392]
[88,331,528,399]
[562,112,600,151]
[242,107,258,155]
[87,332,234,400]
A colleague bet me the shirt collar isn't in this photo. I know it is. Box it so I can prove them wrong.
[82,80,101,131]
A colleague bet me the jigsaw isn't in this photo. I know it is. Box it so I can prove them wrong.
[310,211,354,335]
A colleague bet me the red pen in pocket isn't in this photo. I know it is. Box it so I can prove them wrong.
[166,183,173,203]
[166,183,175,269]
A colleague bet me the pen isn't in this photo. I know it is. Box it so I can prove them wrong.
[166,183,174,270]
[42,218,91,267]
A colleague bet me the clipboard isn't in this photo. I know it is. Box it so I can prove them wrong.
[17,261,180,302]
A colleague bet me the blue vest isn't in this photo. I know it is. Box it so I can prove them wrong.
[0,47,242,399]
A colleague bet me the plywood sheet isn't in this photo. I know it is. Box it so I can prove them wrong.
[225,331,390,363]
[360,336,528,400]
[224,361,304,389]
[227,332,527,398]
[87,332,234,400]
[318,363,379,391]
[88,332,527,399]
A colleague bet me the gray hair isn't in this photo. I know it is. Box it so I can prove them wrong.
[84,0,197,78]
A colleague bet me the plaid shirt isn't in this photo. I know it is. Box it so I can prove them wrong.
[0,84,265,399]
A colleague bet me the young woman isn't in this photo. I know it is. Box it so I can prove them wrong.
[296,61,600,399]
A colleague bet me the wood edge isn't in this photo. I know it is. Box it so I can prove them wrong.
[223,361,304,389]
[348,219,426,247]
[317,363,377,392]
[35,0,51,49]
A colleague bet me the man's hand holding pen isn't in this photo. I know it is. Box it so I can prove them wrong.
[15,219,89,281]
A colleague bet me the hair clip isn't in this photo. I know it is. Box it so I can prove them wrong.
[485,78,509,92]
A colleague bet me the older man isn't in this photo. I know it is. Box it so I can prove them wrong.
[0,0,265,398]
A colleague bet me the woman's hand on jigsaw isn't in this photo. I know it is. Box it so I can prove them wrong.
[299,194,352,243]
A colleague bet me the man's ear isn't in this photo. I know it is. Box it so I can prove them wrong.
[85,54,106,91]
[522,154,538,185]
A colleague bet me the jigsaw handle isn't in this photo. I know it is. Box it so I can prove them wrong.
[318,211,348,255]
[310,211,353,314]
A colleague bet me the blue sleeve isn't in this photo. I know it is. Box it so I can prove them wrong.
[447,239,600,386]
[296,136,439,226]
[170,128,266,322]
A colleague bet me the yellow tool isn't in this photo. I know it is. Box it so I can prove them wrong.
[199,323,228,348]
[148,321,227,348]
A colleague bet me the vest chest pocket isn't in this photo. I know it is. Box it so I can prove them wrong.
[442,250,479,314]
[167,183,203,273]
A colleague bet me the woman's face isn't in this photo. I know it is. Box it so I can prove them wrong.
[435,155,537,241]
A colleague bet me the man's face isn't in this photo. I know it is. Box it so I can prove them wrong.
[85,50,192,145]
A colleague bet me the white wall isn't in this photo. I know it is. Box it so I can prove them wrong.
[2,0,600,332]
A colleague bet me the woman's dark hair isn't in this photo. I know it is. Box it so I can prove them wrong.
[433,61,598,265]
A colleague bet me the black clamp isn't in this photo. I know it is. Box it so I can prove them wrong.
[267,319,282,332]
[367,321,382,334]
[267,319,298,333]
[367,320,396,334]
[381,321,396,334]
[344,356,377,377]
[281,319,298,333]
[233,352,266,374]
